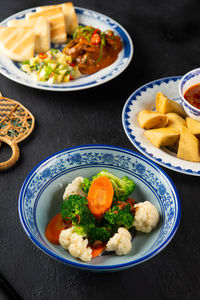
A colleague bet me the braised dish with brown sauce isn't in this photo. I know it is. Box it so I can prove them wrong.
[63,25,123,75]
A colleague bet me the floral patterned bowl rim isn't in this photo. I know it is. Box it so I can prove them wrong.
[0,7,133,91]
[18,144,181,271]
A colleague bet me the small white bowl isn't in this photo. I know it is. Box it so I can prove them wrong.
[179,68,200,121]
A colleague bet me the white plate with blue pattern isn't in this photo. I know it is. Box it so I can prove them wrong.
[122,76,200,176]
[0,7,133,91]
[18,144,180,271]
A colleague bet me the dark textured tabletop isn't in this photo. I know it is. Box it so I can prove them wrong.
[0,0,200,299]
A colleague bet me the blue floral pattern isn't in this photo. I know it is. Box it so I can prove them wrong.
[180,69,200,89]
[182,100,200,116]
[135,163,145,175]
[41,168,52,178]
[103,154,114,163]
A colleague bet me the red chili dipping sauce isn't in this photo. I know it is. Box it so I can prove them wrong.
[184,84,200,109]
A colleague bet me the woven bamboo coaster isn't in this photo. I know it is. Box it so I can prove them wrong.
[0,93,35,171]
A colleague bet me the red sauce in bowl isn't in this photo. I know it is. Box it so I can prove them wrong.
[184,84,200,109]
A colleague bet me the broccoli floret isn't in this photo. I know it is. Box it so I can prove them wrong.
[87,226,111,243]
[104,204,134,229]
[61,195,95,229]
[93,170,136,202]
[73,226,86,236]
[81,177,91,194]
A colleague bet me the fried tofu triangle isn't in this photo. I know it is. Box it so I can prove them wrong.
[144,128,179,148]
[177,126,200,162]
[156,92,186,117]
[186,117,200,135]
[138,110,168,129]
[166,113,186,133]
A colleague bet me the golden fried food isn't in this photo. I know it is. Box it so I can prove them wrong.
[177,126,200,162]
[137,110,168,129]
[156,92,186,117]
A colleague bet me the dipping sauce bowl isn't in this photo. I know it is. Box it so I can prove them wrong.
[179,68,200,121]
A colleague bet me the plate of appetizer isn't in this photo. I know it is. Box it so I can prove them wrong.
[18,144,180,271]
[0,3,133,91]
[122,76,200,176]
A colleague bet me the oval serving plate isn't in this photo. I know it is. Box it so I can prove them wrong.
[122,76,200,176]
[18,144,180,271]
[0,7,133,91]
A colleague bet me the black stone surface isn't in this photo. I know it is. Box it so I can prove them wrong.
[0,0,200,299]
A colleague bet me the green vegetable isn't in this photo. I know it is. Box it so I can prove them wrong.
[73,226,86,236]
[87,226,111,243]
[92,170,136,202]
[43,65,53,79]
[21,49,80,83]
[34,63,41,71]
[104,204,134,229]
[50,48,59,54]
[22,60,30,65]
[61,195,95,230]
[96,33,106,64]
[73,25,95,39]
[81,177,91,194]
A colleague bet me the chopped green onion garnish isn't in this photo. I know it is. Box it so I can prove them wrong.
[96,34,106,64]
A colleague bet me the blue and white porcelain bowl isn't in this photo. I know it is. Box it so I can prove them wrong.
[179,68,200,121]
[18,145,181,271]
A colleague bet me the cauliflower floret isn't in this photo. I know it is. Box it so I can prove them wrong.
[133,201,159,233]
[118,227,132,239]
[59,228,92,262]
[106,227,132,255]
[59,227,74,250]
[69,233,92,262]
[63,177,86,200]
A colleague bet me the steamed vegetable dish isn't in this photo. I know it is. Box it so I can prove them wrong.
[63,26,123,75]
[45,170,160,262]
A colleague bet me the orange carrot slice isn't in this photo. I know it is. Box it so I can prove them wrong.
[45,213,66,244]
[87,176,114,218]
[92,245,106,258]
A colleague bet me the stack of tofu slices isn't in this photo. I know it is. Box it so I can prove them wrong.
[0,2,78,61]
